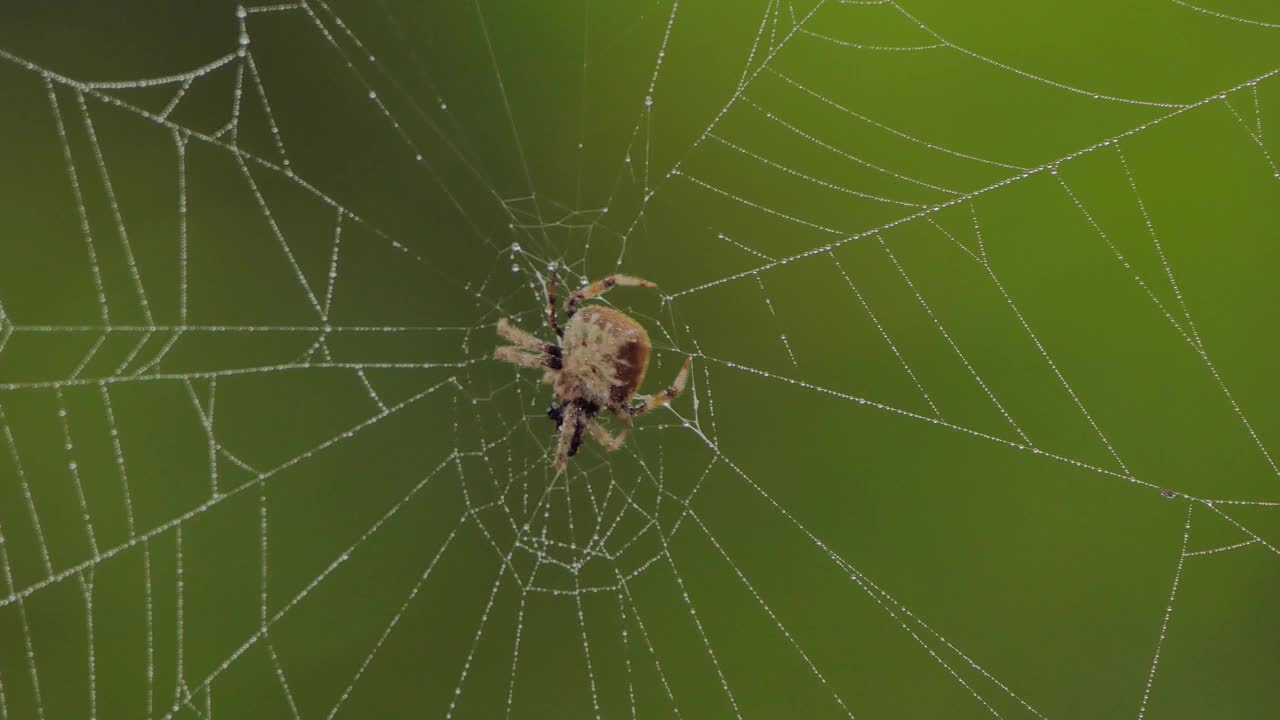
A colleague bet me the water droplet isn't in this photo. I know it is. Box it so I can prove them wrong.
[511,264,521,273]
[644,95,653,108]
[368,90,377,100]
[415,153,423,161]
[235,5,247,19]
[439,101,448,110]
[236,47,246,58]
[239,32,251,46]
[511,242,521,253]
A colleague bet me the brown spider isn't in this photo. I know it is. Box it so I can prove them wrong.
[495,271,692,473]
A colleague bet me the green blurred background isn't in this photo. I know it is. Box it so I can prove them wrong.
[0,1,1277,718]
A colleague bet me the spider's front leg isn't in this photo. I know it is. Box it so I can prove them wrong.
[565,274,657,317]
[547,270,564,337]
[495,318,562,369]
[495,346,560,370]
[553,402,583,473]
[497,318,558,353]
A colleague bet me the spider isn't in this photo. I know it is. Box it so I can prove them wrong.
[495,271,692,473]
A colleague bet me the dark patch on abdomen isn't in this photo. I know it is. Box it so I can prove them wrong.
[609,341,647,403]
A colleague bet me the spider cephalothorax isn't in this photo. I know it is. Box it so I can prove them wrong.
[495,272,692,473]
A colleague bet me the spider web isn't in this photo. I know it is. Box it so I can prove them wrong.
[0,0,1278,717]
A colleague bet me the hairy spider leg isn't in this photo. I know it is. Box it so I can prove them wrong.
[588,418,628,452]
[554,401,584,473]
[494,346,555,370]
[629,356,692,417]
[547,270,564,337]
[497,317,549,351]
[565,274,657,317]
[496,318,562,369]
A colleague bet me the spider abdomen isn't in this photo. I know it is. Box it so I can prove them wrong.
[561,306,650,408]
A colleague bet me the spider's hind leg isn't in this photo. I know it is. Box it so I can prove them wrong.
[588,418,628,452]
[629,356,692,417]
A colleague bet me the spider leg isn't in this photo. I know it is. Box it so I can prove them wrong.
[565,274,657,317]
[495,346,562,370]
[588,417,628,452]
[496,318,563,369]
[553,402,583,474]
[497,318,550,350]
[628,356,692,417]
[547,270,564,337]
